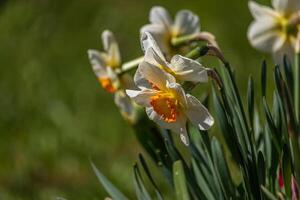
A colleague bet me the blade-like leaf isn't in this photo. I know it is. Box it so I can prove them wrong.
[91,162,129,200]
[173,160,190,200]
[261,60,267,97]
[282,144,292,197]
[211,137,235,198]
[257,151,266,186]
[138,154,164,200]
[261,186,277,200]
[247,75,254,128]
[133,164,152,200]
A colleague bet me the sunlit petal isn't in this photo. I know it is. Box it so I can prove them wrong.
[170,55,208,83]
[136,61,176,90]
[126,89,159,107]
[185,94,214,131]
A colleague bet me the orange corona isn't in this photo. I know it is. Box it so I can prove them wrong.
[150,93,178,122]
[98,77,116,93]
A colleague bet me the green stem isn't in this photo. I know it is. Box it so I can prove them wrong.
[171,33,198,46]
[185,45,209,59]
[295,53,300,122]
[171,32,217,47]
[121,56,144,73]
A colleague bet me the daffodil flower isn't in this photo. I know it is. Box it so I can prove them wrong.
[248,0,300,62]
[126,60,214,145]
[88,30,134,117]
[138,32,209,85]
[141,6,216,58]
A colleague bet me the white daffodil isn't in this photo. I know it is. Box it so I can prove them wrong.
[126,59,214,145]
[138,32,209,85]
[248,0,300,62]
[88,30,134,117]
[141,6,216,58]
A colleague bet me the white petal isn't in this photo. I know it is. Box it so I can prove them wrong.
[126,89,158,107]
[102,30,116,51]
[146,107,189,145]
[173,10,199,36]
[102,30,121,66]
[140,31,166,57]
[135,61,176,91]
[87,49,107,77]
[115,90,133,116]
[144,47,168,67]
[248,19,285,53]
[170,55,208,83]
[248,1,280,19]
[272,0,300,13]
[185,94,214,130]
[149,6,172,28]
[134,66,152,89]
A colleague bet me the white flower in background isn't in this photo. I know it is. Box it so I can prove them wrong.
[88,30,134,117]
[126,62,214,145]
[139,32,209,84]
[141,6,216,58]
[248,0,300,62]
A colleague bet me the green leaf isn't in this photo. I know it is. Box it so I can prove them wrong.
[282,144,292,197]
[261,186,277,200]
[283,55,294,97]
[211,137,235,198]
[261,60,267,97]
[191,159,216,200]
[173,160,190,200]
[138,154,164,200]
[91,162,129,200]
[133,164,152,200]
[212,87,242,164]
[247,75,254,127]
[262,97,280,152]
[257,151,266,186]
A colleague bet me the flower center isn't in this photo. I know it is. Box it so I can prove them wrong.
[278,15,299,40]
[98,77,116,93]
[150,93,178,122]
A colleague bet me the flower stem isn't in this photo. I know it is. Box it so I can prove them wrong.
[121,56,144,73]
[185,45,209,59]
[295,53,300,122]
[171,32,218,48]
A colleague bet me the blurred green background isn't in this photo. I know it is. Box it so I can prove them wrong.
[0,0,274,199]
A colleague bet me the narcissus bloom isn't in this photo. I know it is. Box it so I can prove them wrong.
[248,0,300,61]
[126,61,214,145]
[139,32,209,84]
[88,30,134,117]
[141,6,216,58]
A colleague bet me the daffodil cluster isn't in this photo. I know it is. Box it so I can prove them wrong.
[248,0,300,62]
[88,30,135,120]
[127,33,214,145]
[88,7,217,145]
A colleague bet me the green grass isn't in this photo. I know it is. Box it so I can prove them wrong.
[0,0,275,199]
